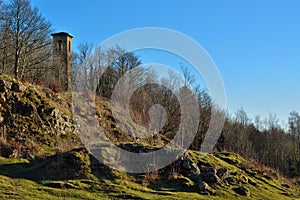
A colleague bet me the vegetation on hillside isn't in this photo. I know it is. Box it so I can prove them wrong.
[1,0,300,199]
[0,147,299,199]
[0,75,300,199]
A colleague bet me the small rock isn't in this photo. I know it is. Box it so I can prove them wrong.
[282,183,290,188]
[225,176,235,184]
[9,149,19,158]
[182,157,200,174]
[241,175,248,184]
[217,168,230,180]
[233,186,250,196]
[201,166,216,175]
[199,181,208,192]
[11,82,26,92]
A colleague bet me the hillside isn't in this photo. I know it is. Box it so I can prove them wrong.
[0,75,300,199]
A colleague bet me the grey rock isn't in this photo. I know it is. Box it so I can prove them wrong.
[199,181,208,192]
[201,166,219,184]
[225,176,235,184]
[217,168,230,180]
[233,186,250,196]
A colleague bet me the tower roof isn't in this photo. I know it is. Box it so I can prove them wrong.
[51,32,73,38]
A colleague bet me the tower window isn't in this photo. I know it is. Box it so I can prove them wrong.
[69,41,71,52]
[58,40,62,50]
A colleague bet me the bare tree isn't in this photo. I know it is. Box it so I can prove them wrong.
[289,111,300,139]
[2,0,52,80]
[77,42,93,65]
[180,63,195,87]
[0,0,13,74]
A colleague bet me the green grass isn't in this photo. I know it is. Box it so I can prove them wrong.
[1,149,299,199]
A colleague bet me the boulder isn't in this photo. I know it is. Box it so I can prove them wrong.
[180,156,200,182]
[201,166,219,184]
[233,186,250,196]
[217,168,230,180]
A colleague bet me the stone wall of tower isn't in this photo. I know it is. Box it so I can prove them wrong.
[51,32,73,91]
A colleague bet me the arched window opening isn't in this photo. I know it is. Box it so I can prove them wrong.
[58,40,62,50]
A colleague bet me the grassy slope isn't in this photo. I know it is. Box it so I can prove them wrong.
[0,149,299,200]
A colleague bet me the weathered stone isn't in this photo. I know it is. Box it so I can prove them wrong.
[11,82,26,92]
[180,156,201,182]
[0,79,12,93]
[225,176,235,184]
[201,166,219,184]
[241,175,248,184]
[233,186,250,196]
[182,157,200,173]
[199,181,209,192]
[217,168,230,180]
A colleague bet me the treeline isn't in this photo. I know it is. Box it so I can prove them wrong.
[219,110,300,178]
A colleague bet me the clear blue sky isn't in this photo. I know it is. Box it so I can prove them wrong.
[30,0,300,123]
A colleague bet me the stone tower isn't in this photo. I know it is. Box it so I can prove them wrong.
[51,32,73,91]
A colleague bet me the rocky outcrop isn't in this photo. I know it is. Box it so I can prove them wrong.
[175,153,229,193]
[174,153,253,196]
[0,77,80,159]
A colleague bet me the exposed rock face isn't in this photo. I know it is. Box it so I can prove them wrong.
[175,153,232,193]
[0,77,80,159]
